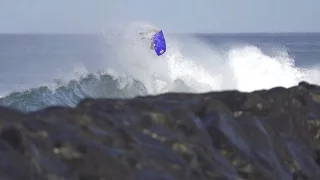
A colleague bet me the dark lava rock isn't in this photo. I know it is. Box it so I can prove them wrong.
[1,82,320,179]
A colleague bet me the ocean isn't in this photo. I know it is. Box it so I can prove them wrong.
[0,24,320,112]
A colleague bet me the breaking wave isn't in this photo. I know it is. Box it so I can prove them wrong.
[1,22,320,112]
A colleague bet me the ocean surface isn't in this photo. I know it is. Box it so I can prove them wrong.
[0,24,320,112]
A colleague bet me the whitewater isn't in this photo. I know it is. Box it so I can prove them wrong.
[0,22,320,112]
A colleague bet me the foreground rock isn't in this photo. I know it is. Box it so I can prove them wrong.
[1,81,320,179]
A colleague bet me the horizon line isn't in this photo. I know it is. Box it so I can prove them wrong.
[0,31,320,35]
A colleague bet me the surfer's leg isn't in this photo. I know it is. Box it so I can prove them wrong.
[150,42,155,50]
[149,35,155,50]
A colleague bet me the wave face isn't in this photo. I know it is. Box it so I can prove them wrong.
[1,22,320,112]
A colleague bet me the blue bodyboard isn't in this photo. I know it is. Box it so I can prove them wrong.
[153,30,166,56]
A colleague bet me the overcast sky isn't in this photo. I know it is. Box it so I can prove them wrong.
[0,0,318,33]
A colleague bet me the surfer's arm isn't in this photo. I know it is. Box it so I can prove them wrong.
[144,28,159,34]
[140,36,150,40]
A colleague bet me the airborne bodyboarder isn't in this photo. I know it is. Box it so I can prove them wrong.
[139,28,160,50]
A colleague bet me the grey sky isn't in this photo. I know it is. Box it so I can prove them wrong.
[0,0,318,33]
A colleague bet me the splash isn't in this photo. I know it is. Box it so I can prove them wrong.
[102,22,317,93]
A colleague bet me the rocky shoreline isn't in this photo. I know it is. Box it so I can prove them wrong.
[1,81,320,180]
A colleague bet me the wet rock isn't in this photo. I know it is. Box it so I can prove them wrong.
[1,81,320,179]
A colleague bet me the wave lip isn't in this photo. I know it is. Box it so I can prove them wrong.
[0,73,148,112]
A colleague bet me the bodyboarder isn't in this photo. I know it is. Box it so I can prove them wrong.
[139,28,160,50]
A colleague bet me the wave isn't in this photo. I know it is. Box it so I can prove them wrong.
[1,22,320,112]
